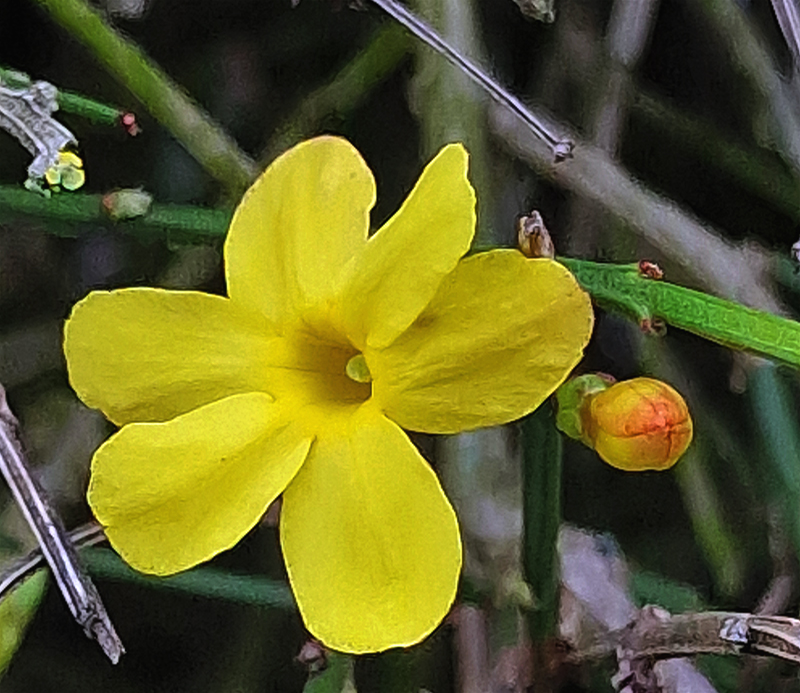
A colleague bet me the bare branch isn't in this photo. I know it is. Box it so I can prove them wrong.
[0,386,123,663]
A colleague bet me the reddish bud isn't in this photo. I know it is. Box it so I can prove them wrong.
[638,260,664,280]
[120,112,140,136]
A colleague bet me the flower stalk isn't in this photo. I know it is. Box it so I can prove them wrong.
[521,403,562,643]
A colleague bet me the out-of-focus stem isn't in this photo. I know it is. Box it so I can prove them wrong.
[632,89,800,222]
[262,25,411,164]
[638,338,746,597]
[749,363,800,562]
[565,0,660,255]
[452,605,490,693]
[673,451,744,597]
[411,0,495,244]
[521,404,562,643]
[33,0,258,197]
[692,0,800,175]
[521,404,562,693]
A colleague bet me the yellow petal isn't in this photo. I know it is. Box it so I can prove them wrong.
[64,288,276,425]
[280,401,462,653]
[89,393,312,575]
[225,136,375,328]
[338,143,476,350]
[369,250,594,433]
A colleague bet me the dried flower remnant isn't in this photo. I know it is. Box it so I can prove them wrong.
[637,260,664,280]
[517,210,555,259]
[64,136,594,653]
[44,150,85,191]
[0,72,80,191]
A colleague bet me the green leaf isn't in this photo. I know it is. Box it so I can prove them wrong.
[0,570,48,679]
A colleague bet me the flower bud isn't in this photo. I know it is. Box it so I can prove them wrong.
[582,377,692,471]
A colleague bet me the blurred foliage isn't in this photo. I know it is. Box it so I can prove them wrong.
[0,571,47,679]
[3,0,800,690]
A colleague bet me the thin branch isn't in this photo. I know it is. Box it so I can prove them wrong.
[367,0,574,161]
[0,523,106,599]
[0,66,138,132]
[0,386,123,663]
[570,608,800,665]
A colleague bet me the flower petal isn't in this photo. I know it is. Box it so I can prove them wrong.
[280,401,462,653]
[225,136,375,327]
[89,393,312,575]
[338,143,476,350]
[369,250,594,433]
[64,288,276,425]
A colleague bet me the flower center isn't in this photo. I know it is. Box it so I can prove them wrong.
[345,353,372,383]
[274,328,371,407]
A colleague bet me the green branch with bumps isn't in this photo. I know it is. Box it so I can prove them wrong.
[560,257,800,369]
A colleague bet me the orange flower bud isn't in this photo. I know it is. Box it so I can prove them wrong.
[582,377,692,471]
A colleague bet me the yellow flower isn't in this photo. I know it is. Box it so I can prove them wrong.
[64,137,593,653]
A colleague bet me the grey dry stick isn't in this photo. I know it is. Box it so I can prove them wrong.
[0,384,123,663]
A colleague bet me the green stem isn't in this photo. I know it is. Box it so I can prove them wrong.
[82,548,295,610]
[58,90,126,128]
[672,450,744,597]
[0,185,230,240]
[1,66,128,128]
[521,402,561,642]
[561,257,800,369]
[748,364,800,561]
[33,0,258,197]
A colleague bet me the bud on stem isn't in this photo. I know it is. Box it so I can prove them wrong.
[556,375,693,471]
